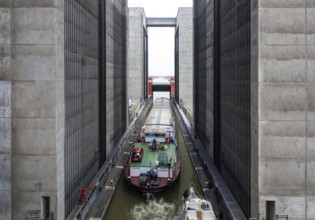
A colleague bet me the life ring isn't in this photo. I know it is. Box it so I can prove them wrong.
[201,203,207,209]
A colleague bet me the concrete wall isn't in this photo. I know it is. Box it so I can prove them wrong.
[0,0,128,218]
[176,8,193,119]
[106,0,127,156]
[127,8,146,122]
[0,0,65,219]
[254,1,315,219]
[194,0,315,218]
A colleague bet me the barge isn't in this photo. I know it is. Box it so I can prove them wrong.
[124,97,180,192]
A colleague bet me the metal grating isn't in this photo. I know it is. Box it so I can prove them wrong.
[99,0,107,167]
[214,0,221,169]
[64,0,102,216]
[194,0,251,217]
[193,0,209,151]
[65,0,127,217]
[143,28,148,100]
[219,0,251,217]
[112,0,127,147]
[175,28,179,102]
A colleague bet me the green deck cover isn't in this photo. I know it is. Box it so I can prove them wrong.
[130,142,176,168]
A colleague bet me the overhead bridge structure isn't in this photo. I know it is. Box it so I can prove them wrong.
[148,76,175,96]
[146,17,176,27]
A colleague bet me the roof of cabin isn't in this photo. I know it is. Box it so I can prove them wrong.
[144,98,172,134]
[132,147,142,153]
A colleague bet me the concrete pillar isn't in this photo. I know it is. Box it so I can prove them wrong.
[127,7,147,123]
[253,1,315,219]
[176,7,193,120]
[195,0,315,218]
[1,0,128,218]
[0,0,64,219]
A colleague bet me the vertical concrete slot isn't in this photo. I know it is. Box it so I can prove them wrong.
[266,201,275,220]
[41,196,50,219]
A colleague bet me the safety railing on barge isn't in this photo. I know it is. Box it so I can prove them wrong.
[67,98,152,220]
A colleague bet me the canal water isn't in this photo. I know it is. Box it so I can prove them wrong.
[104,116,201,220]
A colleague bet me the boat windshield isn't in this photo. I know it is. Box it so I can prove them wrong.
[145,133,165,138]
[133,152,140,158]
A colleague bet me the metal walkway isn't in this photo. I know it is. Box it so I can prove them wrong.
[170,98,246,220]
[67,99,152,220]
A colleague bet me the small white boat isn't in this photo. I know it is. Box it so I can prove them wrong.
[180,186,216,220]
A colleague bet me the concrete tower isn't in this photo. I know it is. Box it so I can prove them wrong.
[127,7,148,123]
[194,0,315,219]
[0,0,128,219]
[175,7,193,121]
